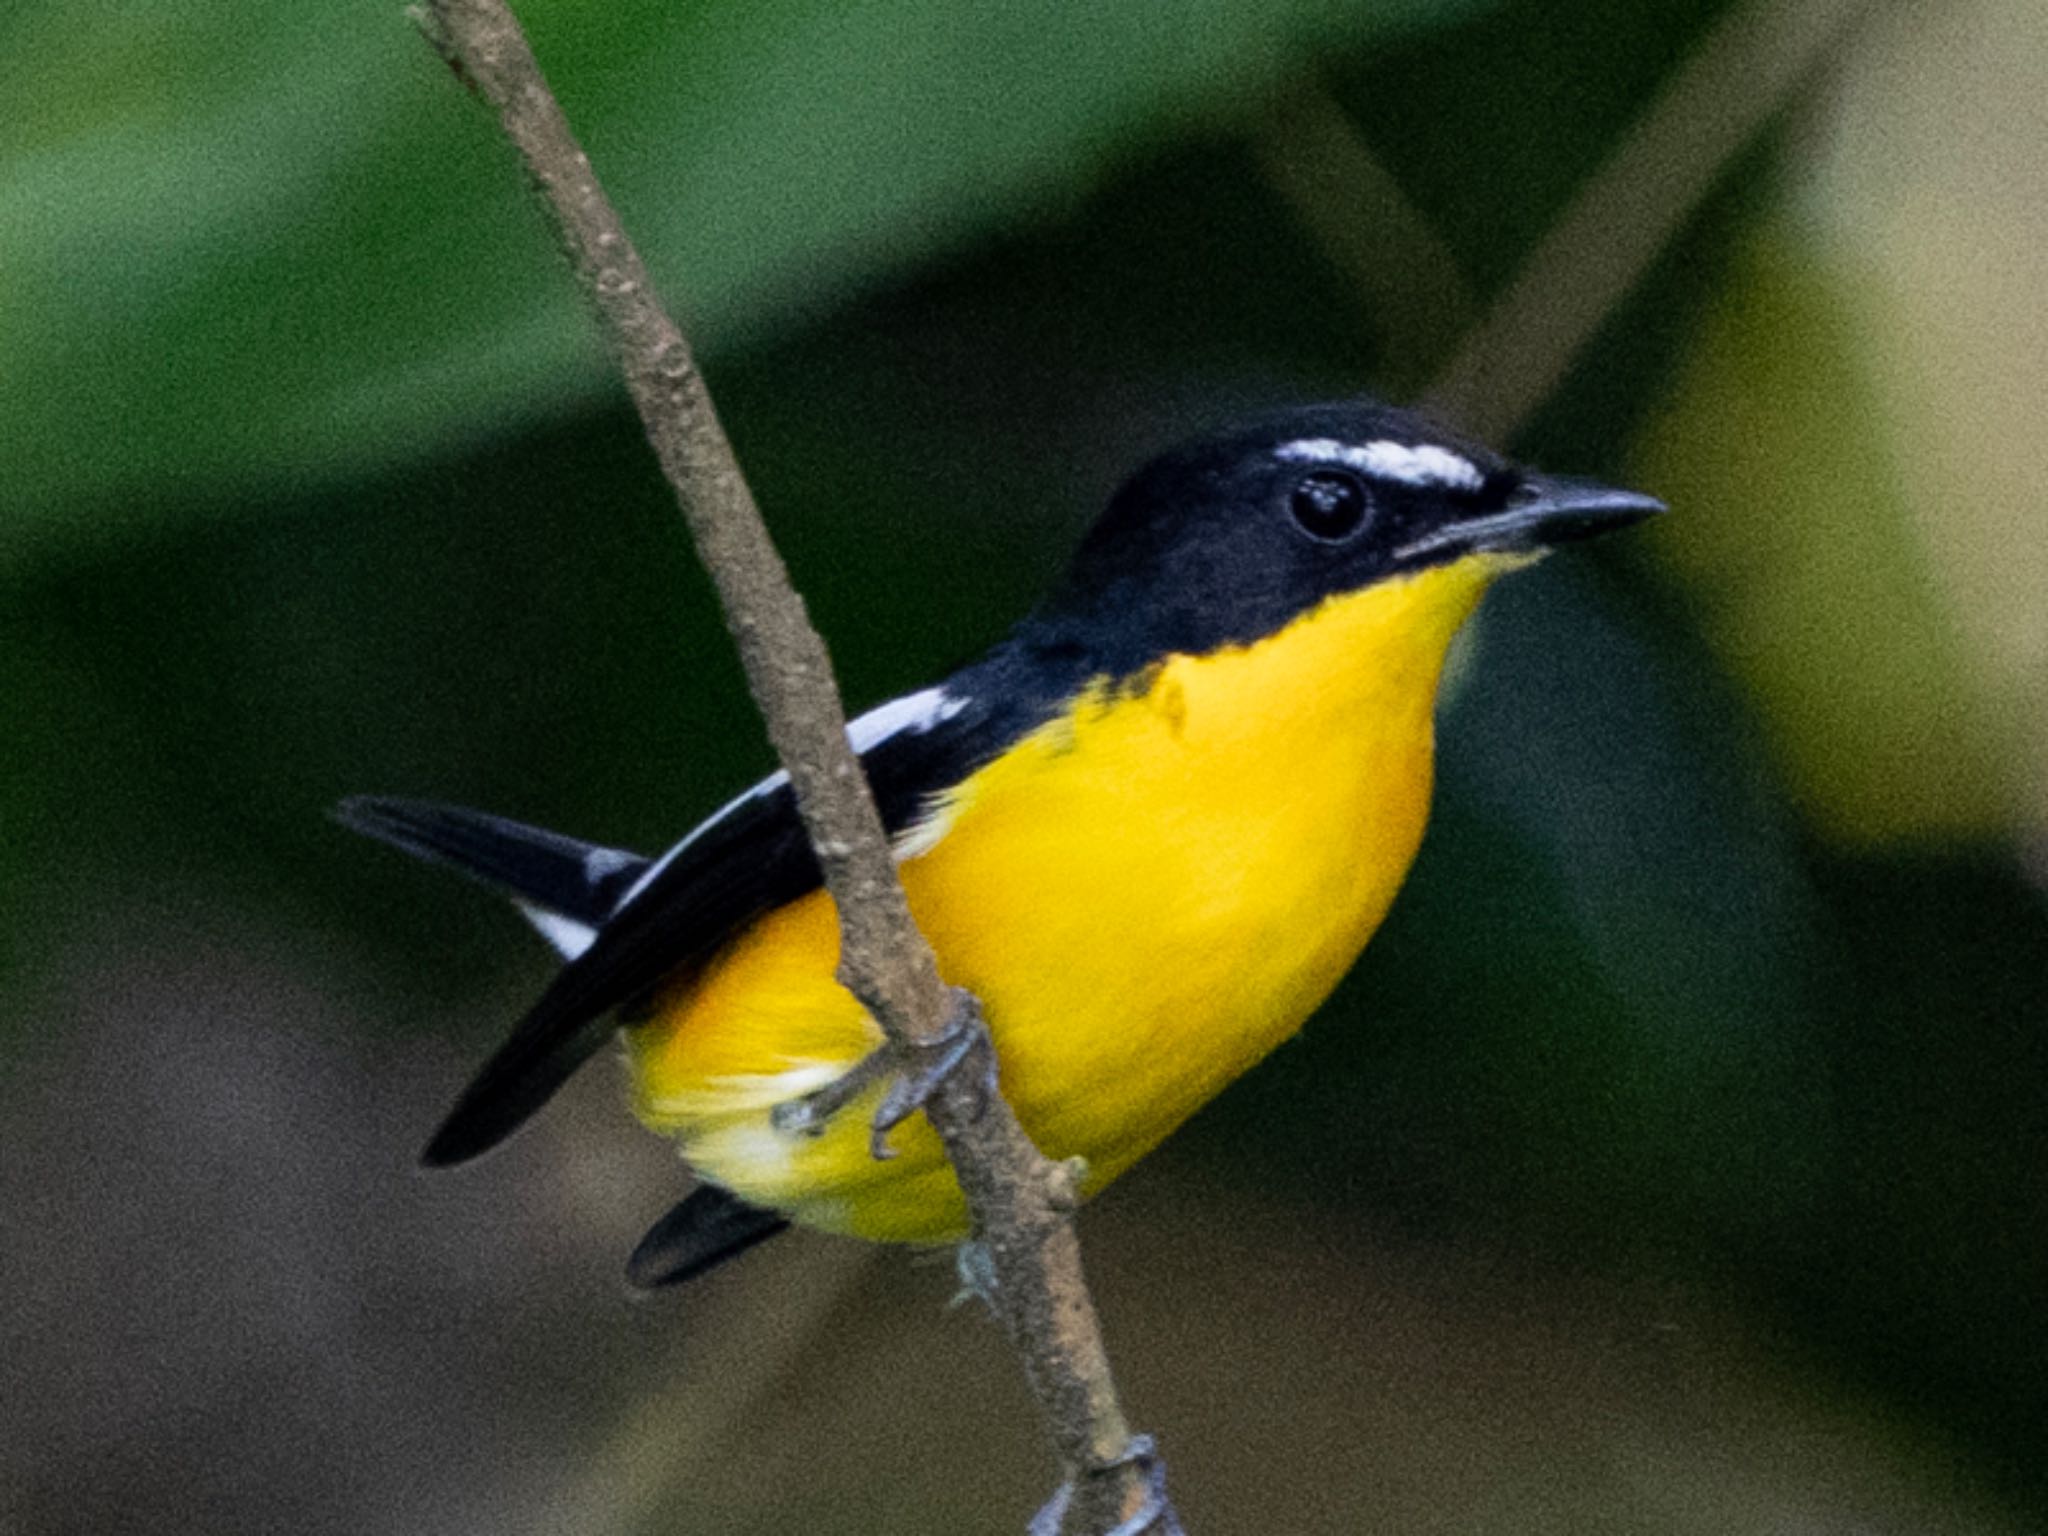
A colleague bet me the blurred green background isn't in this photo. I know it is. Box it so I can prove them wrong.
[5,0,2045,1531]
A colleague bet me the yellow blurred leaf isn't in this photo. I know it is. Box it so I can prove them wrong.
[1635,232,2021,843]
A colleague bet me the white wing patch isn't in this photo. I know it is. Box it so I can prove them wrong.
[845,686,968,752]
[516,902,600,961]
[848,687,971,860]
[614,768,792,913]
[613,687,972,915]
[889,803,958,861]
[582,845,640,884]
[1276,437,1484,492]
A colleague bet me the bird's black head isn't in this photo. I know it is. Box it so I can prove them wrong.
[1026,399,1662,673]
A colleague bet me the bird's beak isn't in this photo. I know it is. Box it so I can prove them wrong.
[1395,474,1666,564]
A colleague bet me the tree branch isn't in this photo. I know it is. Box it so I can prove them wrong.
[1422,0,1886,443]
[408,2,1168,1529]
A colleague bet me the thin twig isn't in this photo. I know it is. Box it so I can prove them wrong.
[1423,0,1888,443]
[1254,84,1474,398]
[408,2,1164,1530]
[555,1246,877,1533]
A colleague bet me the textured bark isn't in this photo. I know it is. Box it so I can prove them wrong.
[410,3,1169,1529]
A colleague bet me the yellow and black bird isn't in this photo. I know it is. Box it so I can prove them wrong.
[339,399,1660,1286]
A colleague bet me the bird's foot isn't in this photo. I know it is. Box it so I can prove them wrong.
[770,989,998,1161]
[949,1238,1001,1311]
[867,992,997,1159]
[1028,1436,1182,1536]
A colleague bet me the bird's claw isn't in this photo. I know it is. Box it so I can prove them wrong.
[769,990,997,1160]
[951,1239,1000,1311]
[868,996,997,1160]
[1027,1435,1181,1536]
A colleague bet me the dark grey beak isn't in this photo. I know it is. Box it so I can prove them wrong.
[1396,474,1666,563]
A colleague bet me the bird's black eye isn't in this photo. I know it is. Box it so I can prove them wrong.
[1288,470,1370,542]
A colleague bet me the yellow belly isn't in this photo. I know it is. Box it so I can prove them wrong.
[627,555,1506,1241]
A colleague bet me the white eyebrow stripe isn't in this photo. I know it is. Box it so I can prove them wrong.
[1275,437,1485,492]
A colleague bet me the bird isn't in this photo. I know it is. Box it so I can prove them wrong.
[338,398,1662,1287]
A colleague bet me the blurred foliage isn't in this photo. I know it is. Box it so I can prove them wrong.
[6,0,2045,1532]
[0,0,1484,557]
[1639,235,2018,843]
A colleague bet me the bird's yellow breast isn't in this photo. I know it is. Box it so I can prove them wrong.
[628,554,1510,1241]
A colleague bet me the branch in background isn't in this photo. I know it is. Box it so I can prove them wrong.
[559,1246,876,1532]
[1254,84,1474,399]
[1424,0,1887,443]
[408,1,1168,1531]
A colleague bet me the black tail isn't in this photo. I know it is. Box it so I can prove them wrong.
[627,1186,790,1289]
[334,795,649,926]
[337,795,658,1165]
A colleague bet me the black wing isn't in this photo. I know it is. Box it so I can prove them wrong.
[415,646,1083,1168]
[415,773,817,1166]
